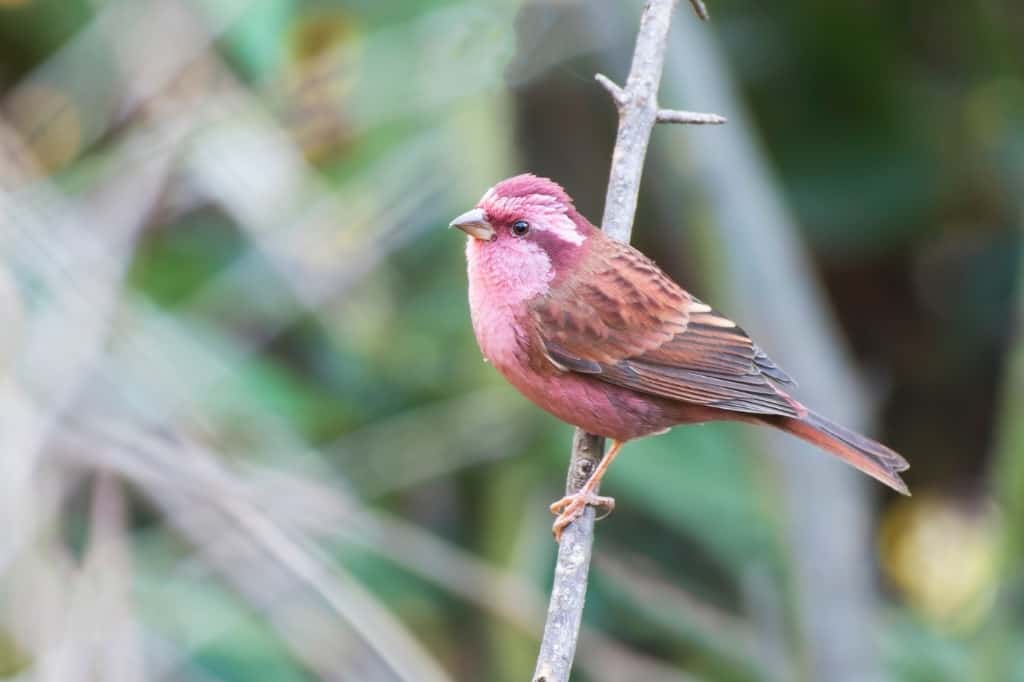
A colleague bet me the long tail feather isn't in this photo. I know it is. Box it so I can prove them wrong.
[772,410,910,495]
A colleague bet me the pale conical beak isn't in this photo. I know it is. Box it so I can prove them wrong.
[449,208,495,241]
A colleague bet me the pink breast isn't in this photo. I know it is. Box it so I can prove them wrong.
[498,353,678,442]
[465,237,685,441]
[469,296,675,441]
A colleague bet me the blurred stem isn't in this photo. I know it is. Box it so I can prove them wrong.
[997,291,1024,558]
[989,206,1024,682]
[995,356,1024,557]
[532,1,721,680]
[479,457,538,680]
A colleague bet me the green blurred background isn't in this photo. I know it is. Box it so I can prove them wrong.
[0,0,1022,680]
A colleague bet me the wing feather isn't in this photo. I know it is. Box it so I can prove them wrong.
[531,240,798,418]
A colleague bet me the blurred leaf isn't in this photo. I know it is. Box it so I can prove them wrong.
[138,569,312,682]
[209,349,354,443]
[611,424,777,572]
[0,0,92,70]
[130,209,246,307]
[884,613,973,682]
[217,0,295,82]
[594,552,761,682]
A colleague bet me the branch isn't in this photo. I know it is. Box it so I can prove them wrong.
[596,73,726,125]
[593,73,626,107]
[656,108,726,125]
[532,1,722,680]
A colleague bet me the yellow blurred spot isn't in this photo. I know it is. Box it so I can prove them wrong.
[879,493,999,632]
[5,84,81,172]
[288,10,359,64]
[964,77,1024,149]
[282,9,363,163]
[0,626,31,676]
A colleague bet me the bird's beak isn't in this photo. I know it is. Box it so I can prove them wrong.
[449,208,495,241]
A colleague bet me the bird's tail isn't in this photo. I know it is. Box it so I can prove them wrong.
[771,410,910,495]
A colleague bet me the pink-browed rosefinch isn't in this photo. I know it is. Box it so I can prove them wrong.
[450,174,909,540]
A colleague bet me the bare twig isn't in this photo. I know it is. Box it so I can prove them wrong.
[656,108,726,124]
[596,73,725,125]
[593,73,627,107]
[532,1,722,680]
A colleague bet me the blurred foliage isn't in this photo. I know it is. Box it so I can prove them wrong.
[1,0,1023,681]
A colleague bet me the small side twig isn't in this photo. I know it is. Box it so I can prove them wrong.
[595,74,725,125]
[594,73,627,108]
[657,108,726,125]
[532,1,724,681]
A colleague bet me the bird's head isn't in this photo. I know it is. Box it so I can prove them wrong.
[449,174,595,294]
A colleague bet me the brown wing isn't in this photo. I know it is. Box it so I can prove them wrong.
[532,240,800,418]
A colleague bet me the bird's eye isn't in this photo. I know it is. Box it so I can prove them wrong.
[511,220,530,236]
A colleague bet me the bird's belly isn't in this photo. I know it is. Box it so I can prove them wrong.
[468,293,697,441]
[498,357,678,442]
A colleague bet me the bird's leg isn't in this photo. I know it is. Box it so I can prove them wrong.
[549,439,624,541]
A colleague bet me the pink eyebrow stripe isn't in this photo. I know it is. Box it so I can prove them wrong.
[478,192,585,245]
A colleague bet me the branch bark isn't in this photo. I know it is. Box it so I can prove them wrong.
[532,1,723,680]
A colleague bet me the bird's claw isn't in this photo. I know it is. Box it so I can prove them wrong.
[549,492,616,541]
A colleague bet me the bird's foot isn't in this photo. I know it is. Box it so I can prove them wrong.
[549,492,616,542]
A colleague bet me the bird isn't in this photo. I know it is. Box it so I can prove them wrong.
[449,173,910,541]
